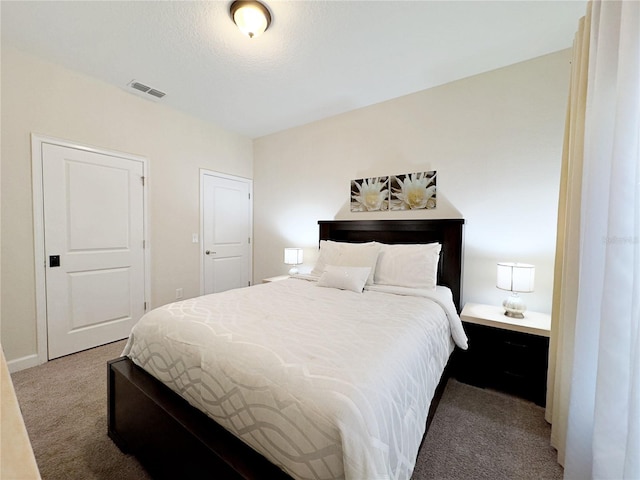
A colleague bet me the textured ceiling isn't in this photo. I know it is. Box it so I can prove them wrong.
[1,1,586,139]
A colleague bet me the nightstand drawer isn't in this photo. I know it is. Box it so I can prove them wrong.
[490,328,548,375]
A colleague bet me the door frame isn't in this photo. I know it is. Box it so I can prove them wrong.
[31,134,150,365]
[199,169,253,295]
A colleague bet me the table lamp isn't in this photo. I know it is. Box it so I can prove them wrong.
[496,262,535,318]
[284,248,303,275]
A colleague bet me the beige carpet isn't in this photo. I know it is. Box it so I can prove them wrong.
[11,340,562,479]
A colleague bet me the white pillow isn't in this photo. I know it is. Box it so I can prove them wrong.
[335,242,381,285]
[374,243,441,290]
[310,240,343,276]
[318,265,371,293]
[311,241,381,285]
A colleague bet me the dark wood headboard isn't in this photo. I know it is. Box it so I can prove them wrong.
[318,219,464,312]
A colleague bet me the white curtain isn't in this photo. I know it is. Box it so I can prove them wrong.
[558,1,640,478]
[546,8,590,467]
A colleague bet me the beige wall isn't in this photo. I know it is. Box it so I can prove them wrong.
[1,45,570,364]
[1,47,253,363]
[254,50,571,314]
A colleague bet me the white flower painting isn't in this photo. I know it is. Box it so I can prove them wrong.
[350,177,389,212]
[390,171,437,210]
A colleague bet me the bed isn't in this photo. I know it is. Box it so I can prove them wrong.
[108,219,465,479]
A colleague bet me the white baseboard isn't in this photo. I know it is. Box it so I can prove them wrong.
[7,354,41,373]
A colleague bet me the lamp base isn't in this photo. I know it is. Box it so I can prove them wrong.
[503,293,526,319]
[288,266,299,275]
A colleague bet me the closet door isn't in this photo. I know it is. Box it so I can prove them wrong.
[201,172,252,294]
[42,143,146,359]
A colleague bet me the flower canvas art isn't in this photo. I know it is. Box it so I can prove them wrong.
[390,171,437,210]
[350,177,389,212]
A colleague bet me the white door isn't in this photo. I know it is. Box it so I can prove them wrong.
[42,143,146,359]
[201,172,252,294]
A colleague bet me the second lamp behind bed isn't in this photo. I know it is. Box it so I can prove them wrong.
[284,247,303,275]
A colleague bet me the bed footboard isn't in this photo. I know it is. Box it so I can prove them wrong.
[108,355,451,479]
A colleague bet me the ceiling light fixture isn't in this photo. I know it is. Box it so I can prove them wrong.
[230,0,272,39]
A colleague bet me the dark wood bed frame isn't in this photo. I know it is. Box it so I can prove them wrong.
[108,219,464,479]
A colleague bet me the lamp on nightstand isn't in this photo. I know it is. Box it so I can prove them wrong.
[284,248,303,275]
[497,262,535,319]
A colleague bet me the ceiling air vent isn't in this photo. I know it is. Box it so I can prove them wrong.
[147,89,166,99]
[127,80,166,100]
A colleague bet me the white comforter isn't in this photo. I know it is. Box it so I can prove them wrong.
[123,277,467,480]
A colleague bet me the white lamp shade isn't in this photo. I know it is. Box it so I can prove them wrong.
[232,1,270,38]
[284,248,303,266]
[497,262,535,293]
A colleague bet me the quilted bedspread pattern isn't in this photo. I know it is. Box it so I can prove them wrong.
[124,278,462,480]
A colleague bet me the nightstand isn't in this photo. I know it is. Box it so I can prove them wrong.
[262,275,289,283]
[454,302,551,406]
